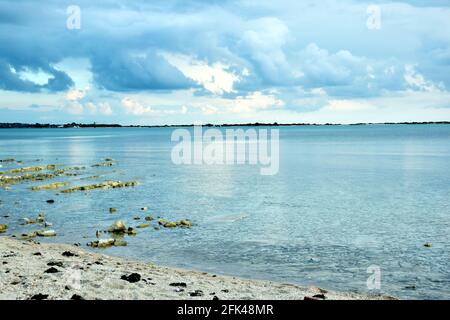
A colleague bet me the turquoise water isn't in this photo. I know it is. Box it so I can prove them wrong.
[0,125,449,299]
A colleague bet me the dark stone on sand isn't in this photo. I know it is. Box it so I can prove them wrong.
[46,199,55,204]
[47,261,63,267]
[304,296,322,301]
[33,252,42,256]
[30,294,49,300]
[169,282,187,287]
[189,290,204,297]
[212,296,219,300]
[62,251,77,257]
[121,273,141,283]
[313,294,326,299]
[44,267,59,273]
[71,294,84,300]
[221,289,229,293]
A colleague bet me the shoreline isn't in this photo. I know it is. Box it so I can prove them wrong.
[1,121,450,129]
[0,237,395,300]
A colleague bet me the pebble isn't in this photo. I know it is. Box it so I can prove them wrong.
[44,267,59,273]
[62,251,78,257]
[189,290,204,297]
[169,282,187,287]
[121,273,141,283]
[30,294,49,300]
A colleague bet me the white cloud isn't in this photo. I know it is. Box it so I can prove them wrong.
[324,100,375,112]
[66,101,84,115]
[404,65,444,92]
[98,102,113,115]
[66,88,87,101]
[163,53,242,95]
[230,91,284,114]
[121,97,153,115]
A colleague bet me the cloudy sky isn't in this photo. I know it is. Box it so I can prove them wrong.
[1,0,450,125]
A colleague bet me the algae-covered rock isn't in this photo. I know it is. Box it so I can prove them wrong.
[158,219,167,225]
[108,220,126,233]
[0,224,8,233]
[136,224,150,229]
[109,207,117,213]
[20,231,38,240]
[163,222,178,228]
[20,217,36,225]
[127,227,137,236]
[113,240,128,247]
[179,220,193,228]
[31,182,69,191]
[36,213,45,223]
[144,216,154,221]
[37,230,57,237]
[60,180,138,193]
[92,161,114,167]
[88,239,116,248]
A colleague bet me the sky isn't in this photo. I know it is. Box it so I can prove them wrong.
[1,0,450,125]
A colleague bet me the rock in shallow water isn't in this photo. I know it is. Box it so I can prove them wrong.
[0,224,7,233]
[108,220,126,233]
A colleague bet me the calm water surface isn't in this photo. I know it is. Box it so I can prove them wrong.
[0,125,449,299]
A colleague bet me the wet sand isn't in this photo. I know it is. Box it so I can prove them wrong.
[0,237,394,300]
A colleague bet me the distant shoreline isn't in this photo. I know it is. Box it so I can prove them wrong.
[1,121,450,129]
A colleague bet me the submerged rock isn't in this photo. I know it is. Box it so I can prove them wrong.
[113,240,128,247]
[144,216,154,221]
[60,180,138,193]
[179,220,193,228]
[136,224,150,229]
[88,238,128,248]
[37,230,57,237]
[126,227,137,236]
[0,224,8,233]
[88,239,115,248]
[108,220,126,233]
[163,222,177,228]
[92,161,114,167]
[109,207,117,213]
[424,243,432,248]
[31,182,69,191]
[20,232,38,240]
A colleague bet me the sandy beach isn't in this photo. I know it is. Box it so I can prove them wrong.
[0,237,394,300]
